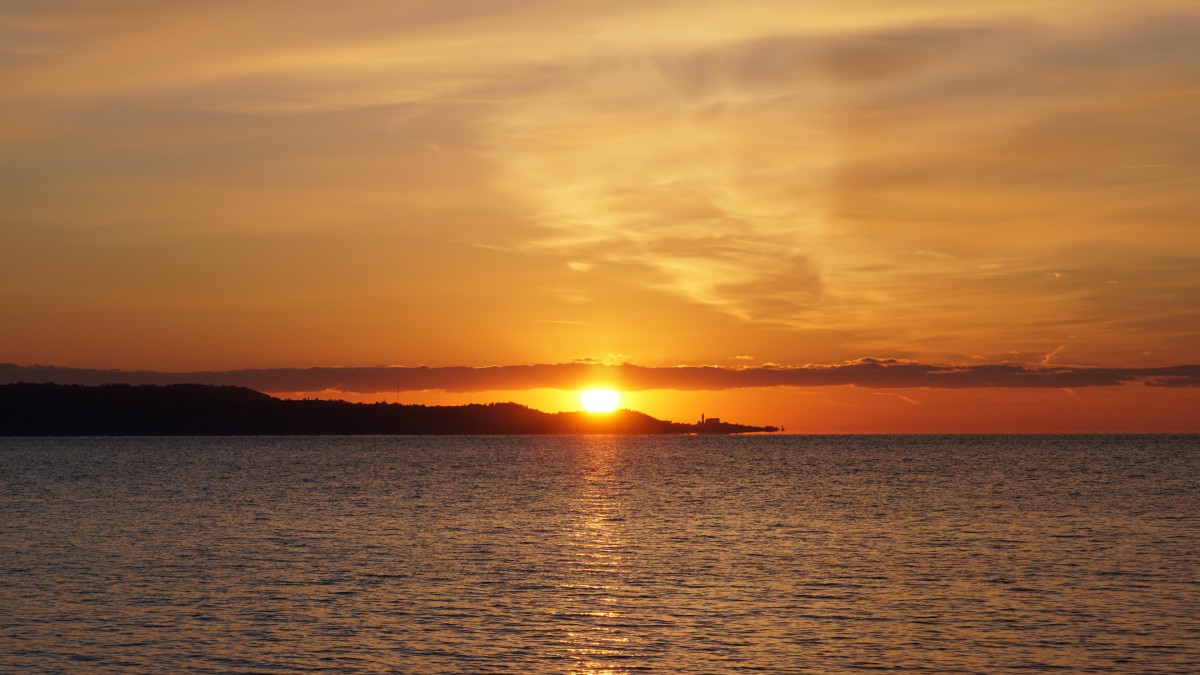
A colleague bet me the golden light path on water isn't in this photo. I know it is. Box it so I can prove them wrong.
[563,437,633,674]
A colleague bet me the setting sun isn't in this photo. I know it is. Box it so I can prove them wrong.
[580,388,620,413]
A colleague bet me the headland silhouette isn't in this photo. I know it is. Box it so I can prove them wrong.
[0,383,778,436]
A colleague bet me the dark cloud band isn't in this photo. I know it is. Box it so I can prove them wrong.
[3,360,1197,393]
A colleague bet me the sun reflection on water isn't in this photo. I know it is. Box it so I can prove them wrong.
[560,437,636,675]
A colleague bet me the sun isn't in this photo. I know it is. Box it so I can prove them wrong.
[580,388,620,413]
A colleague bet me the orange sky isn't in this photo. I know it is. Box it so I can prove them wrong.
[1,1,1198,431]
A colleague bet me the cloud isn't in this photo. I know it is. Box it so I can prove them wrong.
[3,360,1197,394]
[482,33,834,324]
[1,1,1197,373]
[1042,344,1067,366]
[476,6,1200,346]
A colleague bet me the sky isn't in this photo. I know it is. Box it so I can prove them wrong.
[2,1,1198,431]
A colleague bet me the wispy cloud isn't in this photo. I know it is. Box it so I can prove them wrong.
[1,1,1197,372]
[475,6,1200,345]
[1042,344,1068,366]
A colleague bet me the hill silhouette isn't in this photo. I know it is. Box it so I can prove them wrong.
[0,383,777,436]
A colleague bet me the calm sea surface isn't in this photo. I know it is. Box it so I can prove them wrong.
[1,435,1197,673]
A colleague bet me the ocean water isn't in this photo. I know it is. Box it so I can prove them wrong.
[0,435,1197,673]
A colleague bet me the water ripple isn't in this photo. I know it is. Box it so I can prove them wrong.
[1,434,1198,672]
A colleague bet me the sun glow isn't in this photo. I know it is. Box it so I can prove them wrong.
[580,388,620,413]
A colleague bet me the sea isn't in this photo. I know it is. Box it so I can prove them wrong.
[0,435,1197,673]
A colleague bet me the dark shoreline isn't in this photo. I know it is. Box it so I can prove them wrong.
[0,383,778,436]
